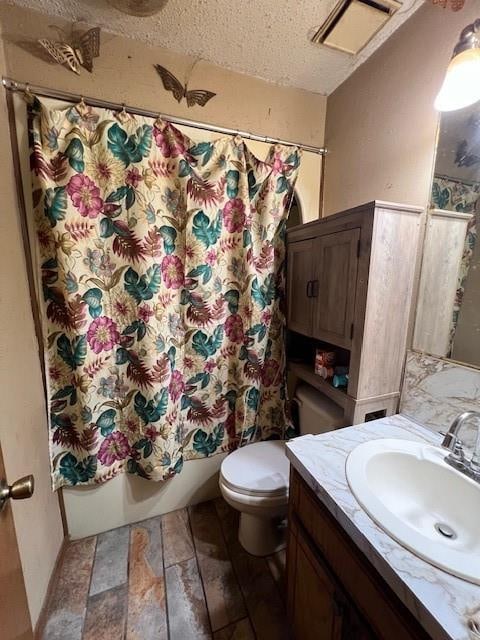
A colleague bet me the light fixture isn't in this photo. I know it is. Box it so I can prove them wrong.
[435,19,480,112]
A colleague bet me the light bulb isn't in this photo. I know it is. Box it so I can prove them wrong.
[435,48,480,112]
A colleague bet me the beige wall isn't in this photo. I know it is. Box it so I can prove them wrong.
[323,2,480,216]
[0,4,326,545]
[0,31,64,630]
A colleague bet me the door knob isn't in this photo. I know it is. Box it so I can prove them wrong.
[0,475,34,511]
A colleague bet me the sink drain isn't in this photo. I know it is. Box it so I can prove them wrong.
[434,523,457,540]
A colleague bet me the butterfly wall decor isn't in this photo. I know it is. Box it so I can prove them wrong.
[38,26,101,75]
[455,140,480,168]
[154,64,216,107]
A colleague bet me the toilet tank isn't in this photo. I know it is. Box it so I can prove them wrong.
[294,383,345,435]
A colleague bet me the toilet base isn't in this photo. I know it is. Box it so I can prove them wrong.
[238,512,287,556]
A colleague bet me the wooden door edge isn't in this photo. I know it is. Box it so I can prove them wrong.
[33,535,69,640]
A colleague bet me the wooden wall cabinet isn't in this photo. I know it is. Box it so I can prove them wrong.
[314,228,360,348]
[286,201,423,424]
[287,229,360,348]
[287,470,431,640]
[287,238,316,337]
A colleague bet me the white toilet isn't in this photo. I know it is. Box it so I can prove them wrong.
[219,383,345,556]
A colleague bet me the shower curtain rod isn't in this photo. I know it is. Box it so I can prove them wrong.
[2,77,327,155]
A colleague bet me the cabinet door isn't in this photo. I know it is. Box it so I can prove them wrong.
[290,525,342,640]
[341,600,378,640]
[312,228,360,348]
[287,239,314,336]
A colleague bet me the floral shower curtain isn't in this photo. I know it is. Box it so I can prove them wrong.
[449,210,478,352]
[431,175,479,351]
[28,98,301,489]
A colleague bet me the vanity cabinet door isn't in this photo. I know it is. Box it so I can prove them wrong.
[340,598,377,640]
[288,520,342,640]
[289,469,431,640]
[312,228,360,348]
[287,239,315,336]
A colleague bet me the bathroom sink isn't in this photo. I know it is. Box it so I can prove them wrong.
[346,438,480,585]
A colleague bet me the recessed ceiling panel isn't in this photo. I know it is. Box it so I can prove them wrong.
[313,0,402,56]
[326,2,393,55]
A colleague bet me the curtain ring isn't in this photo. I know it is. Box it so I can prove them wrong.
[22,82,35,105]
[75,95,88,116]
[116,102,131,123]
[233,131,243,146]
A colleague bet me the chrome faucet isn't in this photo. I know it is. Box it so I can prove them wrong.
[441,411,480,481]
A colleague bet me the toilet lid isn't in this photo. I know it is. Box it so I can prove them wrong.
[220,440,290,497]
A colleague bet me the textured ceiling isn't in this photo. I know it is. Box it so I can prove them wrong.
[4,0,424,95]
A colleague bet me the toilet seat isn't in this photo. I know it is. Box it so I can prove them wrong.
[220,440,290,498]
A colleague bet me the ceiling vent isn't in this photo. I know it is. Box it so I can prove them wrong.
[311,0,401,55]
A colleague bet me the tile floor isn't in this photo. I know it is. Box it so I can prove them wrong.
[39,498,288,640]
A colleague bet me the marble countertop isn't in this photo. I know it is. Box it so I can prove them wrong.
[285,414,480,640]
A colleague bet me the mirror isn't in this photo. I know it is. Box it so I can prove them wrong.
[414,103,479,368]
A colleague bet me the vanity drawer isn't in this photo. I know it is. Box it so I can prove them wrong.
[288,469,432,640]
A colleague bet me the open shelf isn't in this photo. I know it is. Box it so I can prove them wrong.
[288,361,349,410]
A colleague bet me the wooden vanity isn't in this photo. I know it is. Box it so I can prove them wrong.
[286,468,431,640]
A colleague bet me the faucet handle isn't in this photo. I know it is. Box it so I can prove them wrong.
[441,430,458,451]
[471,427,480,473]
[451,440,465,461]
[445,439,467,472]
[442,412,480,483]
